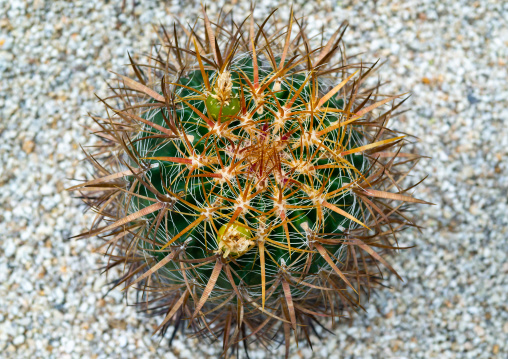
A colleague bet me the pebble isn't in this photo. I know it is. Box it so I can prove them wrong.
[12,335,25,346]
[1,0,507,358]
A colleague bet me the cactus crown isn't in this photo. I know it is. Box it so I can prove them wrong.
[71,7,427,357]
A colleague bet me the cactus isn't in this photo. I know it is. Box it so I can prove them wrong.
[70,7,428,357]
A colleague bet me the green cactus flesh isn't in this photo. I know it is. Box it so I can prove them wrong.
[129,58,368,294]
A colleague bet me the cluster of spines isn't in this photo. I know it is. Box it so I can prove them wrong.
[70,7,429,358]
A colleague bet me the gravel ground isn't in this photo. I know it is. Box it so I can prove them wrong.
[1,0,507,358]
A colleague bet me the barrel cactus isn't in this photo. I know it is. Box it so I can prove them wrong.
[70,7,428,357]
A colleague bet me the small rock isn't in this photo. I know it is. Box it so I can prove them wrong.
[13,335,25,346]
[492,344,499,355]
[22,140,35,154]
[474,325,485,337]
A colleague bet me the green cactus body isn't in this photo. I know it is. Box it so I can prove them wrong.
[130,57,368,296]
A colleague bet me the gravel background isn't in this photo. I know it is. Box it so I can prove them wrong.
[1,0,507,358]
